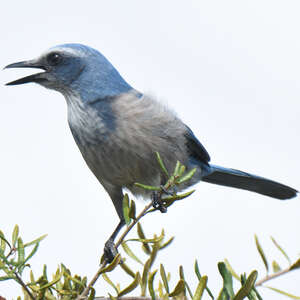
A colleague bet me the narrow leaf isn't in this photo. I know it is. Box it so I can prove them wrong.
[254,235,269,273]
[176,168,196,184]
[159,236,174,250]
[155,151,169,178]
[266,286,300,299]
[24,234,48,247]
[102,273,119,294]
[100,253,121,274]
[149,241,159,268]
[0,275,15,281]
[108,293,117,300]
[148,270,158,300]
[121,242,143,265]
[137,222,151,255]
[118,272,141,297]
[169,279,185,297]
[134,182,161,191]
[141,259,151,296]
[88,287,96,300]
[123,194,131,226]
[218,262,234,299]
[290,258,300,270]
[0,231,7,252]
[192,276,208,300]
[233,270,258,300]
[179,265,193,298]
[12,225,19,247]
[163,190,195,207]
[270,236,291,265]
[129,200,136,220]
[178,165,186,177]
[224,258,240,280]
[17,237,25,265]
[120,262,136,278]
[194,260,202,280]
[160,264,169,294]
[272,260,281,273]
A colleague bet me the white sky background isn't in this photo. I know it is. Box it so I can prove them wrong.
[0,0,300,299]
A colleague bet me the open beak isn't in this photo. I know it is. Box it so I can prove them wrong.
[4,60,47,86]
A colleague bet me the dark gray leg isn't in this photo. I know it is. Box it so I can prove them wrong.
[104,219,125,263]
[102,184,125,263]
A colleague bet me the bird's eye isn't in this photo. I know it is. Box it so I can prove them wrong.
[46,52,62,66]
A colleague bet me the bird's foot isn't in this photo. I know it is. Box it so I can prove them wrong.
[103,239,119,264]
[151,188,168,213]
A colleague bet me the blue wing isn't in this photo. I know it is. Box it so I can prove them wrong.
[184,125,210,165]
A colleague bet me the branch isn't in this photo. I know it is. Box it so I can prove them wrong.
[77,201,154,300]
[255,267,295,287]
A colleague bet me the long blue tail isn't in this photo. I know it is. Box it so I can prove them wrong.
[202,165,298,200]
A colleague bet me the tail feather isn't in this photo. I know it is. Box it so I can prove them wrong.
[202,165,298,200]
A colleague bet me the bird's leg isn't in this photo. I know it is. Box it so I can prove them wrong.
[104,219,125,263]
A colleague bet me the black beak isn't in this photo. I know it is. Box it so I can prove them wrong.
[4,60,47,86]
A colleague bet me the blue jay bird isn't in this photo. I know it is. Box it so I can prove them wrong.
[5,43,298,261]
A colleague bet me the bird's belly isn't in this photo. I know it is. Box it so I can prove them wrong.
[78,142,162,192]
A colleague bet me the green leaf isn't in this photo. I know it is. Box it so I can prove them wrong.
[12,225,19,248]
[0,230,7,253]
[159,236,174,250]
[179,265,193,298]
[169,279,185,297]
[266,286,300,299]
[224,258,240,281]
[129,199,136,220]
[233,270,258,300]
[108,293,117,300]
[163,190,195,204]
[134,182,161,191]
[0,275,15,281]
[141,259,151,296]
[102,273,119,294]
[195,260,214,299]
[121,242,143,265]
[17,237,25,265]
[290,258,300,270]
[270,236,291,265]
[172,161,181,177]
[218,262,234,299]
[123,194,131,226]
[118,272,141,297]
[148,270,158,300]
[194,260,202,280]
[23,243,39,266]
[160,264,169,294]
[24,234,48,247]
[149,241,159,268]
[40,272,63,290]
[88,287,96,300]
[176,168,196,184]
[178,165,186,177]
[120,262,136,278]
[137,223,151,255]
[100,253,121,274]
[254,235,269,273]
[272,260,281,273]
[192,275,208,300]
[155,151,169,178]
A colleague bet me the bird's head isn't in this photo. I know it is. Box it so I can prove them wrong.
[5,43,132,101]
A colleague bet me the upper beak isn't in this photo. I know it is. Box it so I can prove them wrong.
[4,59,47,86]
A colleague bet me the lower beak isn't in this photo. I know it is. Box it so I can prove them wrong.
[4,60,47,86]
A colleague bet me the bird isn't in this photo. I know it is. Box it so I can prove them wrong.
[5,43,298,261]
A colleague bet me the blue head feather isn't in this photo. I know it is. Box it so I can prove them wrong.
[47,43,133,102]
